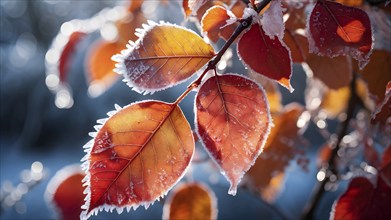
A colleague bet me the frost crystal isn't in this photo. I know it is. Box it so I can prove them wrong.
[261,0,285,40]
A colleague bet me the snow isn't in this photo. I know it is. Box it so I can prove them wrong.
[261,0,286,40]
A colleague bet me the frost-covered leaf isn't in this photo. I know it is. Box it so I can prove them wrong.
[81,101,194,219]
[261,0,285,39]
[246,103,304,201]
[201,6,236,43]
[114,21,215,95]
[86,40,122,97]
[238,23,293,92]
[354,50,391,103]
[59,31,86,82]
[307,0,373,69]
[183,0,209,18]
[45,164,85,220]
[372,81,391,129]
[304,54,352,90]
[331,176,391,220]
[162,183,217,220]
[195,74,271,195]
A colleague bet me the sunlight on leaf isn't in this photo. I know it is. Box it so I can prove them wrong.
[81,101,194,219]
[307,0,372,69]
[113,21,215,95]
[238,23,293,92]
[195,74,271,195]
[162,183,217,220]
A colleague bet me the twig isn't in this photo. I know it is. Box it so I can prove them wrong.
[301,73,359,220]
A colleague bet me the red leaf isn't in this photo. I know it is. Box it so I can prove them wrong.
[201,6,236,43]
[238,23,293,92]
[331,176,391,220]
[46,164,85,220]
[81,101,194,219]
[283,29,308,63]
[195,74,271,195]
[59,31,86,82]
[162,183,218,220]
[307,0,373,69]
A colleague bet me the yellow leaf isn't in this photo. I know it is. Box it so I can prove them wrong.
[113,21,215,94]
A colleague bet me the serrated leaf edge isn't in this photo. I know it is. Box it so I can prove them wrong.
[80,100,195,220]
[112,20,215,95]
[193,73,273,196]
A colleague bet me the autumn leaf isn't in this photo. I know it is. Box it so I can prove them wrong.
[113,21,215,95]
[127,0,144,13]
[162,183,217,220]
[331,176,391,220]
[81,101,194,219]
[201,6,236,43]
[355,50,391,103]
[238,23,293,92]
[85,40,122,97]
[304,54,352,90]
[116,10,147,44]
[59,31,86,82]
[283,29,308,63]
[335,0,363,7]
[183,0,209,18]
[195,74,271,195]
[45,164,86,220]
[248,71,283,113]
[245,103,304,201]
[307,0,373,69]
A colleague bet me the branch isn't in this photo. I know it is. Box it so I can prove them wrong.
[300,73,359,220]
[176,0,272,103]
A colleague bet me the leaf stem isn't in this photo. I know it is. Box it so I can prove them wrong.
[174,0,272,105]
[301,73,359,220]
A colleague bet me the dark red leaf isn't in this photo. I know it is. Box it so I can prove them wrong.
[238,23,293,92]
[307,0,372,69]
[59,31,86,82]
[196,74,271,195]
[331,176,391,220]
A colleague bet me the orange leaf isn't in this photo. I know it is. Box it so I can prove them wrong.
[245,104,304,200]
[162,183,217,220]
[195,74,271,195]
[307,0,373,69]
[116,10,147,44]
[113,21,215,94]
[85,40,122,97]
[201,6,236,43]
[127,0,144,13]
[81,101,194,219]
[355,50,391,103]
[335,0,363,7]
[304,55,352,90]
[238,23,293,92]
[46,164,86,220]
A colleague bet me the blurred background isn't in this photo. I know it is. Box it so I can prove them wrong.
[0,1,344,219]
